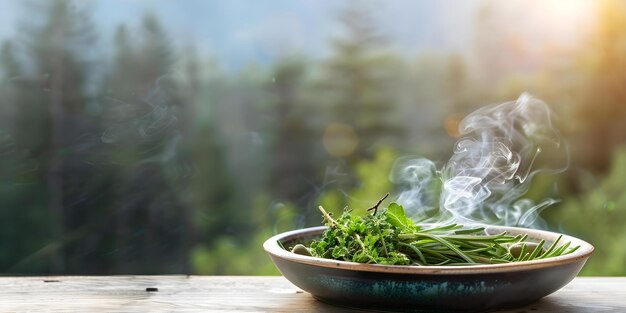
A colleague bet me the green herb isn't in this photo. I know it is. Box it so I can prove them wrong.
[306,196,579,266]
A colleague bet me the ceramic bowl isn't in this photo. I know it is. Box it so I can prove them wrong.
[264,225,593,312]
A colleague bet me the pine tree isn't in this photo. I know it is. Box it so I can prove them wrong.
[0,40,58,273]
[102,14,193,273]
[322,5,404,161]
[266,57,318,203]
[0,0,102,273]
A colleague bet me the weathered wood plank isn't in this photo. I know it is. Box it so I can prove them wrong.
[0,276,622,312]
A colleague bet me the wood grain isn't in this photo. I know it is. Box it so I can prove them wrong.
[0,276,622,312]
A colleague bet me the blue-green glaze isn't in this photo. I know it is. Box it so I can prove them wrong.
[271,253,585,312]
[313,275,498,300]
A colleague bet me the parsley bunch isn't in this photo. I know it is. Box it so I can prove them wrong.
[304,195,579,266]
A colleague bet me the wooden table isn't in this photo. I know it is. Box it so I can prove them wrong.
[0,276,623,312]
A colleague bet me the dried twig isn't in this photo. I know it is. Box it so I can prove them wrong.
[367,193,389,215]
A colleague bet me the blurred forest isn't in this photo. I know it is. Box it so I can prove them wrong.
[0,0,626,275]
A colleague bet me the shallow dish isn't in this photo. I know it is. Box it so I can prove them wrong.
[264,225,593,312]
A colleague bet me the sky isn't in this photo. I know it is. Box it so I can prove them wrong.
[0,0,593,70]
[0,0,479,68]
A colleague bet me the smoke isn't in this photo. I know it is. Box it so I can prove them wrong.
[390,157,441,221]
[394,93,568,228]
[101,76,178,148]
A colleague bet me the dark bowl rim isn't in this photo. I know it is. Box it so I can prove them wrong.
[263,225,594,275]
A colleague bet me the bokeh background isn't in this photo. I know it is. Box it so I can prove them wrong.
[0,0,625,275]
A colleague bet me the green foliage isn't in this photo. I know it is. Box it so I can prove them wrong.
[310,207,411,265]
[191,230,280,276]
[190,196,298,275]
[385,202,415,230]
[547,146,626,275]
[309,202,578,266]
[0,132,55,272]
[348,147,397,209]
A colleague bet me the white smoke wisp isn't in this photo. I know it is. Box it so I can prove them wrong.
[389,157,441,222]
[394,93,569,229]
